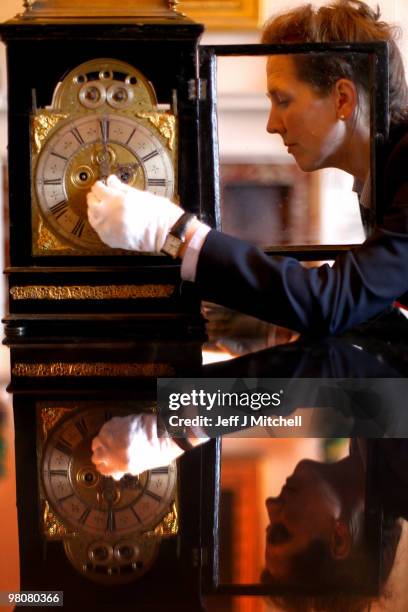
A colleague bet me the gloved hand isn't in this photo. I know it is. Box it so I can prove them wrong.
[91,413,184,480]
[87,174,183,251]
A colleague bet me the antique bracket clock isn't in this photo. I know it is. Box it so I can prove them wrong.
[0,1,212,610]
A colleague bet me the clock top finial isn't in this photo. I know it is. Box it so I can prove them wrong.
[19,0,185,20]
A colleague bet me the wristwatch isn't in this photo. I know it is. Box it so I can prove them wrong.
[161,212,197,258]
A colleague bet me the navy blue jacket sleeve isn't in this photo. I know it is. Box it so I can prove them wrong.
[195,134,408,336]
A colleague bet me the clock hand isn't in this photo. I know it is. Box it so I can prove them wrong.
[120,473,143,491]
[99,116,111,183]
[114,161,142,172]
[104,477,119,533]
[113,161,142,184]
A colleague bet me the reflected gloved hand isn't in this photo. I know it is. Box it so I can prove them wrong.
[91,413,184,481]
[87,174,183,251]
[202,302,298,357]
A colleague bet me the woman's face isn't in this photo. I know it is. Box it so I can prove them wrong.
[264,459,342,581]
[266,55,348,172]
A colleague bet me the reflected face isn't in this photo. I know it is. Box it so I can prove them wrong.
[266,55,345,172]
[265,459,341,581]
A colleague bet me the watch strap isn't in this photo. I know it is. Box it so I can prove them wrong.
[161,212,196,258]
[169,212,196,240]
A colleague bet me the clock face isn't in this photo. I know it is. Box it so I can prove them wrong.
[34,113,175,251]
[40,406,177,537]
[31,58,178,255]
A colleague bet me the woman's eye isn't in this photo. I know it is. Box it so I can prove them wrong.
[266,93,290,108]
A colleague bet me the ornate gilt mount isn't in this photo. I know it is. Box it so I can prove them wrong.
[19,0,188,20]
[32,111,68,154]
[145,502,178,537]
[37,219,71,251]
[43,500,70,539]
[40,405,71,440]
[13,362,175,377]
[10,284,175,300]
[136,112,176,151]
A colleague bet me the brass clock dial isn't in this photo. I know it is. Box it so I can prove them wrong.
[35,113,175,250]
[38,403,178,584]
[40,406,177,537]
[31,58,178,254]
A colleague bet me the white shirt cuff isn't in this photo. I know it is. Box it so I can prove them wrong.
[180,223,211,282]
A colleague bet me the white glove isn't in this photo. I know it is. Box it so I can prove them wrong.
[87,174,183,251]
[91,413,184,480]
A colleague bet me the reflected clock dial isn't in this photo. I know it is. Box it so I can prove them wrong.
[41,407,177,536]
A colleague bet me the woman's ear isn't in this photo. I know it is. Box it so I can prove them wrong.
[330,519,353,560]
[334,78,358,121]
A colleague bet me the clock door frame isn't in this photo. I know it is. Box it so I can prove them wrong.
[198,41,389,260]
[200,437,383,599]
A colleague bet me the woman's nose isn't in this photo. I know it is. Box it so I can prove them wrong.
[265,496,282,520]
[266,107,284,135]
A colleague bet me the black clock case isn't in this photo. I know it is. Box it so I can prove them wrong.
[0,17,210,610]
[12,389,212,612]
[0,19,210,331]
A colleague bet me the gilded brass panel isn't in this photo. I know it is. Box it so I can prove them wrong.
[37,219,71,251]
[21,0,182,19]
[136,112,176,151]
[40,405,71,440]
[43,500,71,538]
[13,362,175,377]
[10,284,175,300]
[33,111,68,154]
[145,502,178,537]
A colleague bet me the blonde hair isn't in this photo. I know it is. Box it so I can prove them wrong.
[261,0,408,124]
